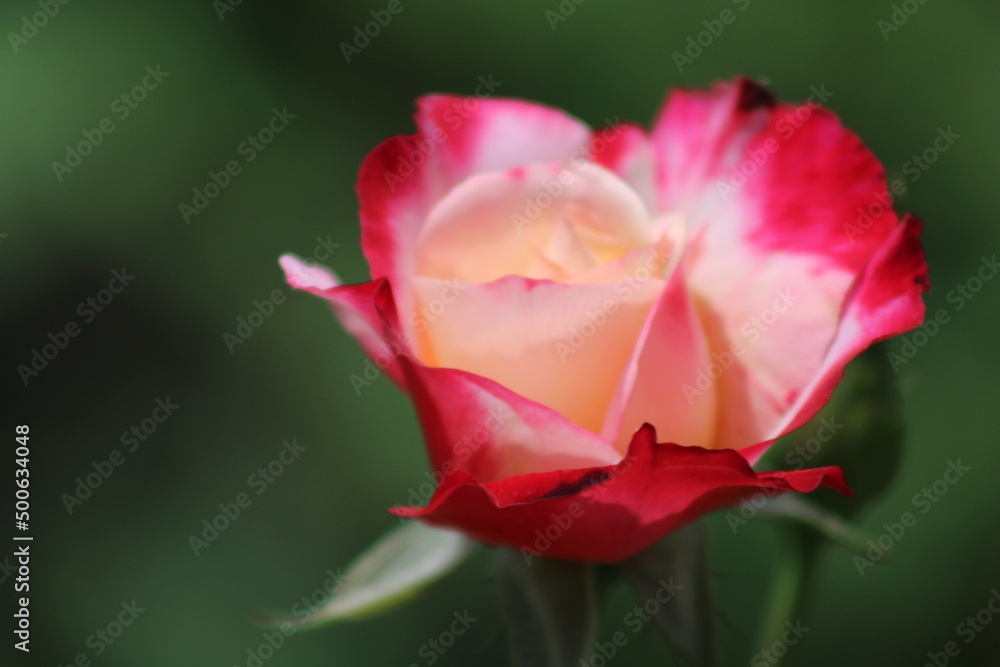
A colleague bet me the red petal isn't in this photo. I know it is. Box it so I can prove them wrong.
[392,424,849,562]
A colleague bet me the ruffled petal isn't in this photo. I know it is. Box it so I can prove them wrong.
[392,424,850,562]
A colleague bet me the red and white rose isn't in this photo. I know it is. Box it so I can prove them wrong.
[282,78,928,562]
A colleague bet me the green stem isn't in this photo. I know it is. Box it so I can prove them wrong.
[755,530,815,667]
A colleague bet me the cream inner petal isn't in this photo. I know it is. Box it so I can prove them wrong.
[412,276,664,435]
[409,160,703,440]
[415,161,658,285]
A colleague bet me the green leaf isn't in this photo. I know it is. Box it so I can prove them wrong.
[256,521,475,630]
[496,549,597,667]
[619,523,714,666]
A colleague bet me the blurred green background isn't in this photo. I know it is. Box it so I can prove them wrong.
[3,0,998,664]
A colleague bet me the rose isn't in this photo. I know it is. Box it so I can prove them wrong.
[281,78,927,562]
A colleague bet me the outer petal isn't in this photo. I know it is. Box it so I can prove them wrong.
[358,96,592,312]
[280,254,408,386]
[651,78,926,450]
[398,356,620,483]
[392,425,850,562]
[415,95,593,188]
[759,216,928,452]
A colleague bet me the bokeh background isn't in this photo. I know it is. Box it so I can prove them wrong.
[3,0,999,665]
